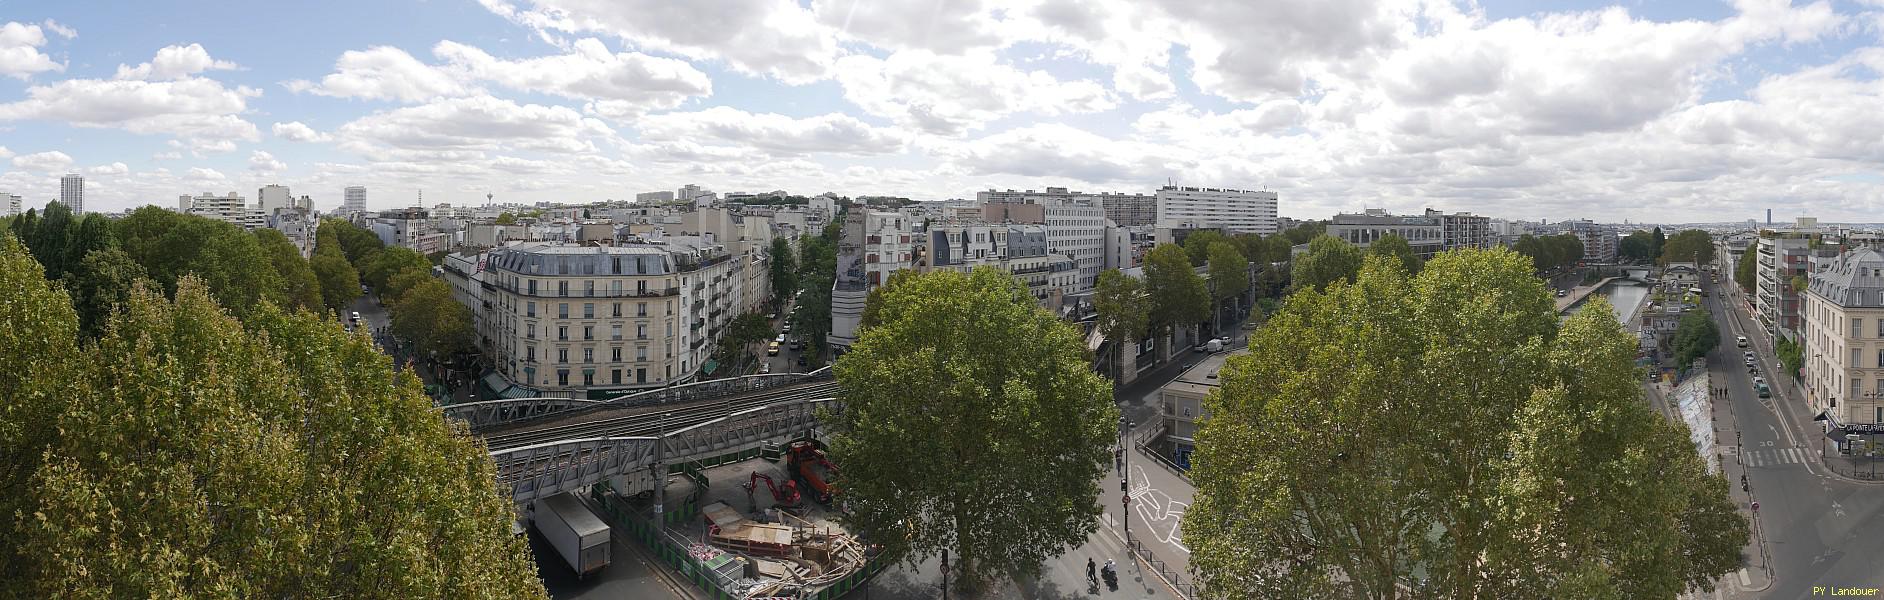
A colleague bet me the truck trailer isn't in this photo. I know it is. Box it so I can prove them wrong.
[533,493,611,578]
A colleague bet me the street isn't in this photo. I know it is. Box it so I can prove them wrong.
[1702,270,1884,599]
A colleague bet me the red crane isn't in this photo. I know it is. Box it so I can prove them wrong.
[744,471,802,506]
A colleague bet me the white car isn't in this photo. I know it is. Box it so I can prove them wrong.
[759,363,771,374]
[776,334,787,344]
[1737,336,1749,348]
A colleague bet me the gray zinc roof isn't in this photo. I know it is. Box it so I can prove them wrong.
[487,243,675,276]
[1808,247,1884,307]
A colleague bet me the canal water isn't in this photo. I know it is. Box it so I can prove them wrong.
[1569,269,1653,326]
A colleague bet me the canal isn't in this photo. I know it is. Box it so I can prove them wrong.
[1568,269,1652,326]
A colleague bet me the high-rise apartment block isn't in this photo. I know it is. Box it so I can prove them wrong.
[1,192,20,217]
[258,184,294,215]
[59,173,83,214]
[179,192,264,230]
[1154,186,1278,236]
[636,190,675,204]
[343,186,367,212]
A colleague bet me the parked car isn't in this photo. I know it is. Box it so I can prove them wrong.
[1745,356,1755,367]
[768,342,781,356]
[759,363,771,374]
[1737,336,1749,348]
[783,323,793,334]
[350,311,362,324]
[776,334,787,344]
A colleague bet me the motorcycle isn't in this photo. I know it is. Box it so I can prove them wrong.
[1101,559,1119,591]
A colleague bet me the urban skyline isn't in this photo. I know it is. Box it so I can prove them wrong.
[0,1,1880,221]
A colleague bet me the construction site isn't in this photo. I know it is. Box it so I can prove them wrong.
[587,438,884,600]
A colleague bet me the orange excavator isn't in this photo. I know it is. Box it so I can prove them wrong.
[744,472,802,506]
[787,441,839,504]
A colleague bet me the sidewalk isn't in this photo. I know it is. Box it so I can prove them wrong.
[1704,380,1774,595]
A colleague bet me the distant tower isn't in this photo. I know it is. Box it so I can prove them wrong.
[1766,208,1772,226]
[486,192,493,206]
[59,173,84,214]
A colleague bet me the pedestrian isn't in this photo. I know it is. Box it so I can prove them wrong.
[1087,557,1096,583]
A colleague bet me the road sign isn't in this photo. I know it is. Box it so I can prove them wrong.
[1751,501,1759,512]
[1123,495,1130,507]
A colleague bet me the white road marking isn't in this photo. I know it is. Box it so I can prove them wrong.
[1738,568,1750,587]
[1127,464,1191,554]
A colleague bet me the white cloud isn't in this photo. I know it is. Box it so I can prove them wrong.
[0,146,11,159]
[835,50,1117,135]
[41,19,76,39]
[335,95,616,159]
[433,38,712,118]
[0,21,63,79]
[12,150,74,172]
[285,46,468,102]
[635,106,907,156]
[152,151,182,161]
[0,76,261,151]
[86,162,129,176]
[811,0,1004,53]
[479,0,838,83]
[115,43,239,80]
[273,121,332,142]
[186,167,227,181]
[248,150,287,172]
[936,124,1178,183]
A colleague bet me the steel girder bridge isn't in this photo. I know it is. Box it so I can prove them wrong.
[441,366,832,431]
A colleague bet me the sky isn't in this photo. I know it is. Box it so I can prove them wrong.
[0,0,1882,222]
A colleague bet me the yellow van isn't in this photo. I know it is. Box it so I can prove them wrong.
[768,341,781,356]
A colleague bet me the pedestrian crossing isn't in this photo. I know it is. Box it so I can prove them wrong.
[1741,447,1807,468]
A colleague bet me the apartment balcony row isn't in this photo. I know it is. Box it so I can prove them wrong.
[487,283,680,299]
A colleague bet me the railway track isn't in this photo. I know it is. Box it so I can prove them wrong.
[482,380,842,452]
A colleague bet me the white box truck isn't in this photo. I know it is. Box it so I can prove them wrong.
[533,493,611,578]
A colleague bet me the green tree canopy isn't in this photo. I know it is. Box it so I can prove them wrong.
[254,229,323,313]
[63,248,149,341]
[769,237,798,304]
[0,237,546,598]
[1290,235,1364,292]
[388,276,474,358]
[494,212,518,225]
[1094,268,1151,378]
[722,312,776,366]
[1735,245,1758,293]
[1661,229,1715,265]
[1183,230,1227,266]
[1207,240,1250,333]
[1144,243,1209,340]
[1619,230,1656,262]
[1652,227,1666,258]
[1672,306,1721,370]
[115,207,285,319]
[363,247,433,291]
[1513,233,1585,271]
[312,254,363,316]
[62,213,116,279]
[828,267,1117,588]
[384,267,435,306]
[790,233,838,356]
[1365,232,1422,275]
[1281,221,1326,245]
[1187,249,1744,599]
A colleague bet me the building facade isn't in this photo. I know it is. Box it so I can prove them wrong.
[636,190,675,204]
[1328,210,1446,259]
[343,186,367,212]
[1153,186,1278,236]
[924,223,1079,308]
[59,173,83,214]
[828,211,914,350]
[1803,247,1884,452]
[258,184,294,216]
[1097,192,1156,227]
[1758,236,1813,342]
[1,192,19,217]
[180,192,264,230]
[1431,209,1495,251]
[975,188,1107,293]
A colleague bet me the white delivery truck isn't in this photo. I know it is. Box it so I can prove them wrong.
[533,493,611,578]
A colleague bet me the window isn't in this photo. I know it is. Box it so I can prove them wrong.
[638,302,648,317]
[557,370,569,386]
[558,303,569,318]
[612,324,622,340]
[558,281,568,297]
[1855,348,1863,369]
[637,280,648,295]
[636,367,647,383]
[586,281,596,297]
[527,322,537,339]
[637,347,648,362]
[612,347,622,362]
[1854,378,1863,400]
[637,324,647,339]
[613,302,622,317]
[583,348,593,363]
[526,346,535,361]
[583,326,593,340]
[583,372,593,386]
[558,326,568,340]
[557,348,568,363]
[612,369,622,385]
[526,301,536,317]
[584,303,594,318]
[527,280,536,295]
[1856,318,1865,339]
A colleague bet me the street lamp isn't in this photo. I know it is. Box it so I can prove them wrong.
[1862,392,1882,479]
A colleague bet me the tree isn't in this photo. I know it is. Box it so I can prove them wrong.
[62,213,116,279]
[1365,233,1422,275]
[389,276,475,358]
[827,268,1117,590]
[1206,241,1250,332]
[28,201,75,280]
[1144,244,1209,349]
[312,254,363,316]
[1736,246,1758,293]
[1652,227,1666,259]
[1186,249,1745,599]
[384,267,434,306]
[115,207,286,319]
[319,218,386,265]
[1281,221,1326,246]
[1790,275,1807,293]
[1183,230,1227,266]
[859,269,918,331]
[1671,307,1721,371]
[0,239,546,598]
[1660,229,1715,266]
[254,229,323,313]
[1619,231,1656,262]
[363,247,433,291]
[494,212,517,225]
[769,237,798,304]
[582,208,592,219]
[1093,268,1150,379]
[1290,235,1364,292]
[791,234,838,357]
[722,312,775,367]
[63,248,148,341]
